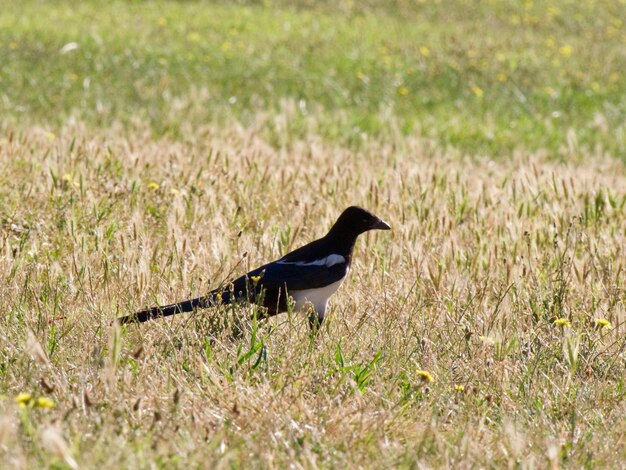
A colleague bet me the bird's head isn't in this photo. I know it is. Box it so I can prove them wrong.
[328,206,391,237]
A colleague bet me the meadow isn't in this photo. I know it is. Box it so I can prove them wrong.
[1,0,625,468]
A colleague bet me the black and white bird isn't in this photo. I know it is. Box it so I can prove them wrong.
[118,206,390,328]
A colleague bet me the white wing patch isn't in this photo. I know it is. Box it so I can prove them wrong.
[277,254,345,268]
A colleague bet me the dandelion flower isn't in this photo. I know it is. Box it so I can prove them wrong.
[147,182,160,190]
[36,397,55,408]
[416,370,434,383]
[15,392,33,408]
[554,318,571,327]
[16,393,54,409]
[419,46,430,57]
[593,318,612,329]
[471,86,484,98]
[250,275,262,284]
[559,45,572,58]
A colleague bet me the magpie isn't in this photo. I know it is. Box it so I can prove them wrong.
[118,206,390,328]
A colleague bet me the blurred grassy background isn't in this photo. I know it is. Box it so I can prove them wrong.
[1,0,625,155]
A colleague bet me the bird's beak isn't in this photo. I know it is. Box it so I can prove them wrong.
[373,218,391,230]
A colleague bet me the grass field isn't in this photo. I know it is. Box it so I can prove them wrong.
[1,1,626,468]
[2,0,626,155]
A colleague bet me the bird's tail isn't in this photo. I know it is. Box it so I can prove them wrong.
[118,291,230,324]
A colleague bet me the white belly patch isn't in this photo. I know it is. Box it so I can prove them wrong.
[290,277,345,316]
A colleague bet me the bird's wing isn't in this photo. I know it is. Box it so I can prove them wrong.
[227,256,349,296]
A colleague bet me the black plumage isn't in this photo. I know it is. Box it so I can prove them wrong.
[118,206,390,326]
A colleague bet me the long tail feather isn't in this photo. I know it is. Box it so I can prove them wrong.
[118,293,224,324]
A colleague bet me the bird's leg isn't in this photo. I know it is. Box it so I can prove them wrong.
[307,306,324,334]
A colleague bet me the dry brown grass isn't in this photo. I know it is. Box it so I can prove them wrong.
[1,121,625,468]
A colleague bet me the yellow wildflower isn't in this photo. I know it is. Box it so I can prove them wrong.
[559,45,572,58]
[496,72,507,82]
[419,46,430,57]
[397,86,409,96]
[554,318,571,327]
[454,384,465,392]
[157,17,167,27]
[471,86,484,98]
[593,318,612,329]
[147,182,160,190]
[416,370,434,383]
[16,392,33,408]
[250,275,262,284]
[15,393,55,409]
[36,397,55,408]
